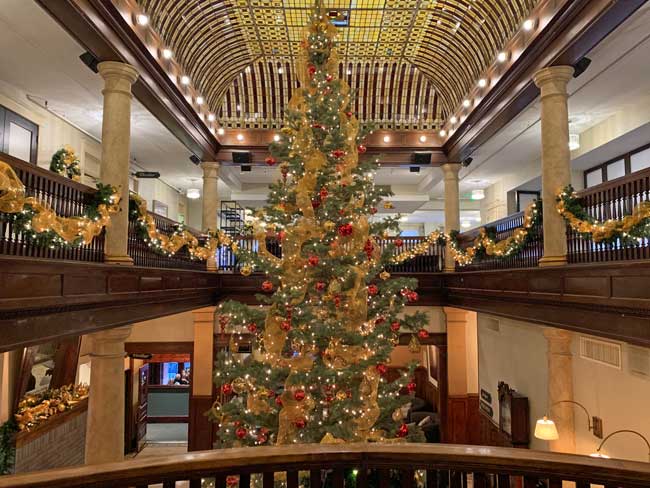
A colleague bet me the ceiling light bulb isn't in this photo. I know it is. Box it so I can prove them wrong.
[217,128,225,136]
[162,48,173,59]
[278,67,283,74]
[419,135,427,143]
[236,133,244,141]
[523,19,535,31]
[273,134,281,142]
[136,14,149,26]
[383,135,391,143]
[208,113,216,122]
[180,75,190,85]
[471,189,485,201]
[196,96,204,105]
[450,116,458,124]
[346,68,352,75]
[186,188,200,200]
[439,129,447,137]
[236,104,241,111]
[463,99,471,108]
[478,78,487,88]
[497,51,508,63]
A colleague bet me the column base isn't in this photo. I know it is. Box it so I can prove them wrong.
[104,254,134,265]
[538,255,567,267]
[206,257,218,272]
[444,266,457,273]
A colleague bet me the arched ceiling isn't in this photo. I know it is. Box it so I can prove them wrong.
[138,0,539,130]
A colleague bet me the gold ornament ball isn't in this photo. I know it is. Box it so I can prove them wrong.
[324,221,335,231]
[240,265,252,276]
[383,201,394,209]
[336,390,347,401]
[392,408,404,422]
[231,377,249,394]
[379,270,391,280]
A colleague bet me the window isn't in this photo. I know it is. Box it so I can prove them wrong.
[0,105,39,163]
[516,191,540,212]
[585,169,603,187]
[606,159,625,180]
[631,147,650,173]
[583,143,650,188]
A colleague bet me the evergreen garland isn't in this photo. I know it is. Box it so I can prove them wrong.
[49,147,81,181]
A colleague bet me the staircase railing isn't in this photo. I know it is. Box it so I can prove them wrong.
[1,444,649,488]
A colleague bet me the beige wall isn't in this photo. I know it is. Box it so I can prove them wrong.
[126,311,194,343]
[0,79,101,185]
[478,313,650,461]
[136,178,185,223]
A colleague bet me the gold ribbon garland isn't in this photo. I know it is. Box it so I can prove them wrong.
[0,160,119,245]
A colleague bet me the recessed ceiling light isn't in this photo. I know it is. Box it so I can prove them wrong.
[462,99,471,108]
[136,14,149,26]
[478,78,487,88]
[450,116,458,124]
[497,51,508,63]
[523,19,535,31]
[180,75,190,85]
[162,48,173,59]
[217,128,225,136]
[278,67,283,74]
[245,66,251,73]
[439,129,447,137]
[383,135,391,143]
[196,96,204,105]
[208,113,216,122]
[236,104,241,111]
[346,68,352,75]
[236,133,244,141]
[419,135,427,143]
[273,134,281,142]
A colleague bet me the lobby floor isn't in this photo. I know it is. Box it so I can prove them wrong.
[146,423,189,443]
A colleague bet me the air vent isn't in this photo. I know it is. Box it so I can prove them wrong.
[628,345,650,379]
[483,316,500,333]
[579,336,621,369]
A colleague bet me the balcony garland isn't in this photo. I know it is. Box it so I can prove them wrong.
[557,185,650,245]
[128,192,233,260]
[0,161,119,249]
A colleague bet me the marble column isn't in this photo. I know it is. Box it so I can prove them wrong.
[201,162,220,272]
[85,326,132,464]
[98,61,139,265]
[442,163,461,272]
[533,66,574,267]
[543,327,576,454]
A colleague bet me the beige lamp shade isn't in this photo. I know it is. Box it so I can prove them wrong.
[535,416,559,440]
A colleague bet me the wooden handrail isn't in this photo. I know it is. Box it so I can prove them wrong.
[2,444,649,487]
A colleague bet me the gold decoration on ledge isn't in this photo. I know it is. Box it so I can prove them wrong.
[0,160,119,245]
[14,384,89,432]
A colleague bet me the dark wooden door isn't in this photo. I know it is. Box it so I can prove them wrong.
[136,363,149,451]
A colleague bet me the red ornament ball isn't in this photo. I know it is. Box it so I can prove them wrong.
[308,65,317,76]
[417,328,429,339]
[396,423,409,438]
[370,207,378,214]
[320,187,329,199]
[257,434,268,444]
[262,281,273,292]
[315,281,326,292]
[394,238,404,247]
[280,320,292,332]
[408,291,419,303]
[294,389,306,401]
[275,396,283,407]
[308,255,319,266]
[337,223,353,237]
[235,427,248,439]
[265,156,277,166]
[325,394,334,403]
[367,284,379,296]
[357,144,367,154]
[294,418,306,429]
[222,383,233,395]
[375,316,385,325]
[247,323,257,333]
[346,111,353,118]
[376,363,388,376]
[332,149,346,159]
[277,230,286,241]
[326,74,333,82]
[407,382,417,393]
[390,321,401,332]
[311,199,321,209]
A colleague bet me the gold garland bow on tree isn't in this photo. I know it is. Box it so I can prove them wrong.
[129,193,232,260]
[0,160,119,247]
[557,185,650,244]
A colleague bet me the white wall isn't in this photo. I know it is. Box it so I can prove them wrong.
[136,178,184,222]
[0,79,101,186]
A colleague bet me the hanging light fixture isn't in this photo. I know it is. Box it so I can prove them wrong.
[471,189,485,201]
[569,134,580,151]
[535,400,603,441]
[186,188,200,200]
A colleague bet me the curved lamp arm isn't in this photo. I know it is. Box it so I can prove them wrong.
[596,430,650,462]
[549,400,593,430]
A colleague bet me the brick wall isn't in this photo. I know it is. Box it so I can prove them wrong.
[14,405,86,473]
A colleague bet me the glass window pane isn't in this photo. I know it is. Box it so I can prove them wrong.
[586,169,603,187]
[631,147,650,173]
[606,159,626,180]
[8,122,32,161]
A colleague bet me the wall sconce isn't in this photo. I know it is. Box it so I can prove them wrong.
[534,400,603,441]
[591,430,650,462]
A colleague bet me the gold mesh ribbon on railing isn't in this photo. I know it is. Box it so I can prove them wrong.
[0,160,119,245]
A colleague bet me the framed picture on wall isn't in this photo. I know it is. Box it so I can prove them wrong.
[0,105,39,164]
[498,381,530,447]
[152,200,168,217]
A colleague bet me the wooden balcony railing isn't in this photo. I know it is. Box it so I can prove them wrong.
[127,212,206,271]
[2,444,649,488]
[0,152,105,262]
[453,211,543,272]
[567,166,650,263]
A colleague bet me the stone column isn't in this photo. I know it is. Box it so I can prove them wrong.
[201,162,220,272]
[533,66,574,267]
[98,62,139,265]
[85,326,132,464]
[442,163,461,272]
[543,327,576,454]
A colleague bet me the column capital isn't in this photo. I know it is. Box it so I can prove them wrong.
[90,326,132,359]
[533,66,574,92]
[543,327,573,354]
[441,162,462,177]
[98,61,139,85]
[200,161,221,178]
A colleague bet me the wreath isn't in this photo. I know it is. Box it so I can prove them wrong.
[49,146,81,182]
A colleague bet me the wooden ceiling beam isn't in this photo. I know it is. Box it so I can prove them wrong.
[36,0,219,161]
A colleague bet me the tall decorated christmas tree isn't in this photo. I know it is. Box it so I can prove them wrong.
[211,1,429,447]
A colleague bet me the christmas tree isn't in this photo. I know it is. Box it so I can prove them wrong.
[211,1,429,447]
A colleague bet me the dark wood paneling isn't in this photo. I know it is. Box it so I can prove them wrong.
[147,416,189,424]
[126,342,195,354]
[188,395,214,452]
[446,394,479,445]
